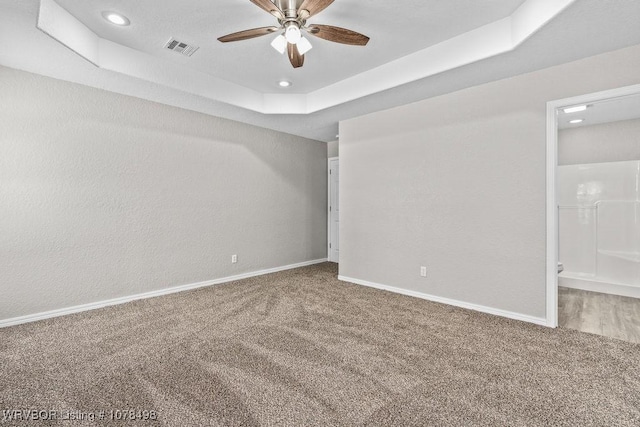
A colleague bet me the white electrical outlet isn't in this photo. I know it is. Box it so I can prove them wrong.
[232,254,237,264]
[420,266,427,277]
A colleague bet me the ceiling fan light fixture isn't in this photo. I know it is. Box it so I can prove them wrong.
[285,23,302,44]
[297,37,313,55]
[271,34,287,54]
[216,0,370,69]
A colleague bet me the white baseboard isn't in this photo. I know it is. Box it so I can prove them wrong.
[559,275,640,299]
[338,275,549,327]
[0,258,328,329]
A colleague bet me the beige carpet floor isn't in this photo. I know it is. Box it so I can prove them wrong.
[1,262,639,426]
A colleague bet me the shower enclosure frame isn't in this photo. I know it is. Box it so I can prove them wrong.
[545,83,640,328]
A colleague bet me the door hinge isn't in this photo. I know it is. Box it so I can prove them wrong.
[330,206,332,211]
[330,243,332,248]
[330,170,332,174]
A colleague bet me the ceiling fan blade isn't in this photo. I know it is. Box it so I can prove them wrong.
[218,26,280,43]
[298,0,334,18]
[250,0,284,20]
[287,43,304,68]
[306,25,370,46]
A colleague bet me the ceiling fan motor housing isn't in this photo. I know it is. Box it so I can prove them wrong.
[276,0,307,28]
[276,0,305,17]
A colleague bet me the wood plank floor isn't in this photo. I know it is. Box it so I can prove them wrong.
[558,286,640,343]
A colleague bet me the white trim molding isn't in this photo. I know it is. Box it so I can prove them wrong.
[338,275,549,327]
[559,275,640,299]
[0,258,327,329]
[545,96,559,328]
[545,82,640,329]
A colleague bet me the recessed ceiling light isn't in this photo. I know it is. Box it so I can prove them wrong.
[278,80,291,88]
[102,11,130,26]
[563,105,588,114]
[569,119,584,124]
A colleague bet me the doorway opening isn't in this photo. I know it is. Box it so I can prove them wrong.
[328,157,339,263]
[547,84,640,343]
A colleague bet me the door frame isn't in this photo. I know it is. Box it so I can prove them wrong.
[545,83,640,328]
[328,157,339,262]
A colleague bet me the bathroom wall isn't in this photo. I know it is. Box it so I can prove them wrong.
[558,161,640,297]
[559,118,640,165]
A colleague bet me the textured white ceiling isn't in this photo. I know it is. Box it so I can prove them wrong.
[54,0,527,94]
[1,0,640,142]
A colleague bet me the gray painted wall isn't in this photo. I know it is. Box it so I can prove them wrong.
[0,66,327,321]
[559,118,640,165]
[339,44,640,320]
[327,140,339,158]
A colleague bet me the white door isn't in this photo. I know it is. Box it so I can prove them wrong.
[329,158,339,262]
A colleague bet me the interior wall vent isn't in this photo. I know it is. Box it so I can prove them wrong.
[164,38,199,57]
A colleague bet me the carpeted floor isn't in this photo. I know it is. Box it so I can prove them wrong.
[1,262,639,426]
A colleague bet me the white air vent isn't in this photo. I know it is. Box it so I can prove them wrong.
[164,38,199,57]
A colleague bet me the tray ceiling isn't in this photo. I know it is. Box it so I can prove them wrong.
[1,0,640,141]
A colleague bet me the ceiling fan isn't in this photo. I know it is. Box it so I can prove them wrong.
[218,0,369,68]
